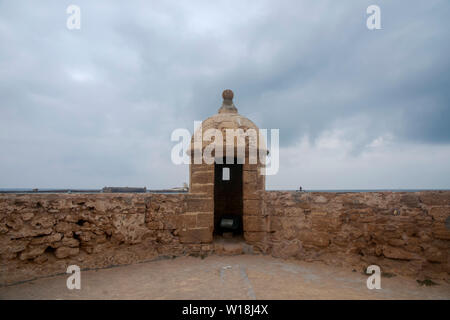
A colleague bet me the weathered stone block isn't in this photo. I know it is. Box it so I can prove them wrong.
[0,239,28,254]
[382,245,420,260]
[311,211,327,216]
[244,231,266,243]
[313,195,328,204]
[419,191,450,206]
[61,237,80,248]
[10,226,53,239]
[429,207,450,222]
[112,213,147,244]
[186,198,213,213]
[19,245,47,260]
[243,199,262,215]
[243,170,257,185]
[55,246,79,259]
[388,239,405,247]
[243,163,258,171]
[265,206,285,216]
[299,231,329,247]
[30,233,62,245]
[164,215,181,230]
[271,240,302,259]
[269,216,282,232]
[400,194,421,207]
[432,225,450,240]
[179,227,212,244]
[190,183,214,196]
[243,183,262,200]
[243,216,267,232]
[21,212,34,221]
[191,171,214,184]
[55,221,77,234]
[5,216,23,230]
[425,247,448,263]
[147,221,164,230]
[31,215,55,229]
[197,213,213,228]
[180,214,197,229]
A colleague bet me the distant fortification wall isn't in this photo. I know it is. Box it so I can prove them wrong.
[1,191,449,285]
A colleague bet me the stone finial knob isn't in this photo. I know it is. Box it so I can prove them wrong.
[222,89,234,101]
[218,89,237,113]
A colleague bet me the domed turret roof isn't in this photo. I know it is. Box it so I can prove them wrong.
[188,89,267,158]
[195,89,259,133]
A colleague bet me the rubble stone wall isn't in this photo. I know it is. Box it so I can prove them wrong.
[1,191,449,285]
[264,191,450,279]
[0,193,214,285]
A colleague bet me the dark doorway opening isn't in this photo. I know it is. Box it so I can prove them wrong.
[214,158,243,236]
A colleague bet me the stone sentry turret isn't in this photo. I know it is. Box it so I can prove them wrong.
[184,90,266,245]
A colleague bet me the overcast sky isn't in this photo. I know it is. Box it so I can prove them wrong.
[1,0,449,190]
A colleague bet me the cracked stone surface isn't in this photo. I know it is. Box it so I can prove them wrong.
[0,255,449,300]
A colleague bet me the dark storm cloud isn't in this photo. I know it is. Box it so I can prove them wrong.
[0,0,449,188]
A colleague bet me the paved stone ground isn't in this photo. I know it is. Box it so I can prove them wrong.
[0,255,449,300]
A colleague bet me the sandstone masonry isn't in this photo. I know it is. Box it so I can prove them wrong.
[1,191,449,285]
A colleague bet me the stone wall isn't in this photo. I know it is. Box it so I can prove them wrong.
[264,191,450,280]
[0,193,214,286]
[1,191,449,285]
